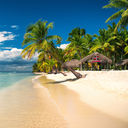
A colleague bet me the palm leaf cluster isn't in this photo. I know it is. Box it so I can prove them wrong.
[64,28,93,61]
[90,23,128,67]
[21,20,62,73]
[64,24,128,70]
[21,19,128,72]
[103,0,128,31]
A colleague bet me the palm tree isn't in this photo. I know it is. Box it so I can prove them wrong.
[65,27,86,70]
[90,28,110,55]
[21,19,65,72]
[90,23,128,69]
[103,0,128,31]
[21,20,61,59]
[37,59,58,73]
[32,63,40,72]
[108,28,128,62]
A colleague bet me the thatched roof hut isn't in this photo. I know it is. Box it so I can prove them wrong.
[80,52,112,64]
[62,52,112,68]
[116,59,128,66]
[62,59,82,68]
[62,59,84,79]
[61,52,112,78]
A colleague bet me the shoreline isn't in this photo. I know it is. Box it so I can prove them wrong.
[40,70,128,122]
[0,71,128,128]
[0,74,69,128]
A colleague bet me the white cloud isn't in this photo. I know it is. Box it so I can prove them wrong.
[0,48,22,61]
[11,25,19,29]
[0,48,38,72]
[0,48,38,61]
[0,31,16,42]
[1,47,13,49]
[57,43,69,49]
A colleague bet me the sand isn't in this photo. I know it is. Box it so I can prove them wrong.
[0,77,68,128]
[0,71,128,128]
[45,71,128,125]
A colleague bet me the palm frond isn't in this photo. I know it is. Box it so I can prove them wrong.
[124,45,128,54]
[103,2,115,8]
[122,8,128,17]
[21,43,37,59]
[103,0,128,9]
[114,16,128,31]
[46,22,53,29]
[26,24,35,32]
[46,35,61,41]
[106,9,124,23]
[89,45,102,53]
[22,33,37,46]
[107,36,117,42]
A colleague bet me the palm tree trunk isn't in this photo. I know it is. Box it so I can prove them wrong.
[87,62,89,70]
[79,64,82,71]
[59,67,67,76]
[67,67,83,79]
[79,51,83,71]
[114,52,117,69]
[60,71,67,76]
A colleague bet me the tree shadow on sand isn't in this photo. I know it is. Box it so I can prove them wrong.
[46,74,87,84]
[47,78,78,84]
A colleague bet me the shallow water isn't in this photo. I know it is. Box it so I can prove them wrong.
[0,75,128,128]
[0,72,34,89]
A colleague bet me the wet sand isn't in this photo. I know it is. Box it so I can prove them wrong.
[38,76,128,128]
[0,78,68,128]
[0,75,128,128]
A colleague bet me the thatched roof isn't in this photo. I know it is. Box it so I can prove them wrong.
[80,52,112,64]
[88,60,104,63]
[62,59,81,68]
[62,52,112,68]
[116,59,128,66]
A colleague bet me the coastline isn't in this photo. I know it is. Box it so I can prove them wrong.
[0,75,68,128]
[41,70,128,122]
[32,74,67,118]
[0,72,34,90]
[0,71,128,128]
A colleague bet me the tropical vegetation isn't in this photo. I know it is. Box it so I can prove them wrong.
[21,1,128,75]
[103,0,128,31]
[21,20,63,73]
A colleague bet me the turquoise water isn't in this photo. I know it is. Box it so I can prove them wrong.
[0,72,34,89]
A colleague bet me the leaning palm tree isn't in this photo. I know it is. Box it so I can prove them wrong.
[62,59,84,78]
[103,0,128,31]
[21,20,61,59]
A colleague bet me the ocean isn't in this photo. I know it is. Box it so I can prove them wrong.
[0,72,34,89]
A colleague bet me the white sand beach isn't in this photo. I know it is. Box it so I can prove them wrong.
[0,71,128,128]
[44,71,128,126]
[0,77,68,128]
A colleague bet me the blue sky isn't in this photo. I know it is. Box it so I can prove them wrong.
[0,0,116,72]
